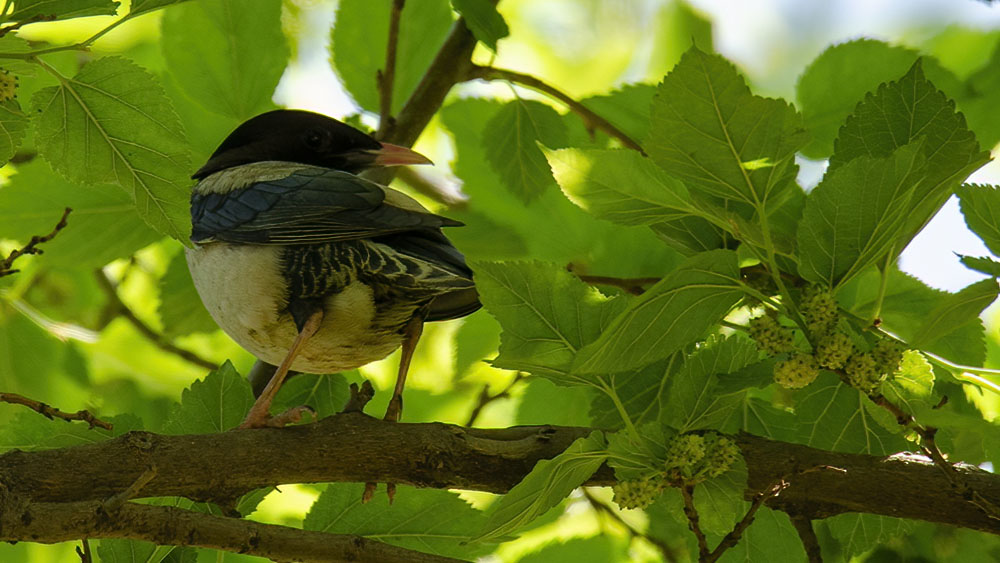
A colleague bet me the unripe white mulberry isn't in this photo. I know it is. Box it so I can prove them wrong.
[774,353,819,389]
[748,312,794,356]
[612,475,664,510]
[703,434,740,478]
[845,352,883,394]
[871,340,904,376]
[665,433,706,470]
[801,287,839,337]
[814,332,854,370]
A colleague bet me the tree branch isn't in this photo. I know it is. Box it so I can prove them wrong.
[465,64,647,154]
[376,0,405,138]
[94,271,220,372]
[0,207,70,277]
[3,416,1000,536]
[0,499,465,563]
[0,392,111,430]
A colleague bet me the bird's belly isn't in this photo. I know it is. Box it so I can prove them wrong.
[185,243,404,372]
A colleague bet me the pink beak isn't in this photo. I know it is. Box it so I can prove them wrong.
[371,143,433,166]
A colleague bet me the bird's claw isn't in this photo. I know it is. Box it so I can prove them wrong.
[238,405,315,429]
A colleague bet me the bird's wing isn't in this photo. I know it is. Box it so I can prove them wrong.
[191,166,461,244]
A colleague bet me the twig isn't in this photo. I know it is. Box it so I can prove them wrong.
[573,273,661,296]
[0,207,70,277]
[681,484,710,560]
[103,466,157,511]
[94,271,221,372]
[75,539,92,563]
[705,479,790,562]
[465,64,646,154]
[791,516,823,563]
[376,0,405,139]
[0,392,112,430]
[582,488,679,563]
[465,372,524,427]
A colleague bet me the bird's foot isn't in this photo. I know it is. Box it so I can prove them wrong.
[362,482,397,504]
[383,394,403,423]
[238,405,315,429]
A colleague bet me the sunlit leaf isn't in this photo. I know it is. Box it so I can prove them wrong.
[911,278,998,359]
[452,0,508,52]
[31,56,192,241]
[162,361,253,434]
[6,0,118,22]
[957,184,1000,256]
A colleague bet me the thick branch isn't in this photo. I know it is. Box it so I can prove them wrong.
[0,499,463,563]
[2,415,999,536]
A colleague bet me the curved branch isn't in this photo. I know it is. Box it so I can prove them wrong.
[465,64,647,154]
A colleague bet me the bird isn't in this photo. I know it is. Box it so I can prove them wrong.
[184,109,480,429]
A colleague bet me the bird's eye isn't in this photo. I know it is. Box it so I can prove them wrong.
[304,130,327,150]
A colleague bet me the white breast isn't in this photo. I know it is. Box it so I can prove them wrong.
[185,243,403,372]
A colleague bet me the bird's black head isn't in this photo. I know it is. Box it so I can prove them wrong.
[192,109,431,180]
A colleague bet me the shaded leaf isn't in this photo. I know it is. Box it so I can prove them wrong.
[97,540,175,563]
[0,412,140,452]
[475,431,606,542]
[911,278,998,355]
[796,372,907,454]
[957,184,1000,256]
[162,361,253,434]
[572,250,742,375]
[958,254,1000,277]
[305,483,490,560]
[6,0,118,21]
[716,507,806,563]
[272,372,351,421]
[0,100,28,163]
[161,0,287,120]
[452,0,508,52]
[797,142,924,287]
[485,99,568,203]
[647,46,807,208]
[580,83,657,142]
[826,513,911,558]
[158,250,217,338]
[474,261,625,385]
[31,56,191,241]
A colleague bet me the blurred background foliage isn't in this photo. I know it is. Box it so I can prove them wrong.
[2,0,1000,561]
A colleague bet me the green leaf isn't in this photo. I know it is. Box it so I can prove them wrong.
[958,255,1000,277]
[304,483,490,560]
[485,99,568,203]
[31,56,192,242]
[5,0,118,22]
[661,335,762,432]
[882,350,936,418]
[475,431,606,542]
[589,358,675,429]
[797,39,921,158]
[162,361,253,434]
[796,142,925,288]
[646,45,807,208]
[649,215,729,256]
[716,507,806,563]
[158,249,218,338]
[572,250,742,375]
[956,41,1000,152]
[546,147,694,226]
[332,0,453,113]
[831,61,989,250]
[130,0,188,16]
[957,184,1000,256]
[518,377,597,427]
[580,83,657,142]
[796,372,907,455]
[451,0,508,52]
[0,159,159,270]
[161,0,286,120]
[272,372,351,421]
[0,412,140,451]
[474,261,625,384]
[826,513,911,557]
[518,536,626,563]
[97,540,176,563]
[0,100,28,163]
[911,278,998,354]
[691,457,749,535]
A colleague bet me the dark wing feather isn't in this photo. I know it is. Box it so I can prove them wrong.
[191,166,460,244]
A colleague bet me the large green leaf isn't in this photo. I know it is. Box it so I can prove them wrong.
[826,513,911,558]
[547,147,694,226]
[957,184,1000,256]
[0,100,28,163]
[661,335,762,432]
[161,361,253,434]
[97,540,177,563]
[451,0,508,52]
[31,56,192,242]
[796,372,907,455]
[474,261,625,384]
[304,483,490,560]
[911,278,998,356]
[161,0,287,120]
[0,159,159,270]
[580,83,657,142]
[332,0,453,113]
[475,432,606,542]
[646,46,807,209]
[830,61,989,249]
[485,99,568,203]
[572,250,742,375]
[797,39,922,159]
[716,507,808,563]
[797,142,925,288]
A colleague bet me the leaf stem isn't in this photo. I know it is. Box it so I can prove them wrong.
[871,252,894,322]
[600,377,641,443]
